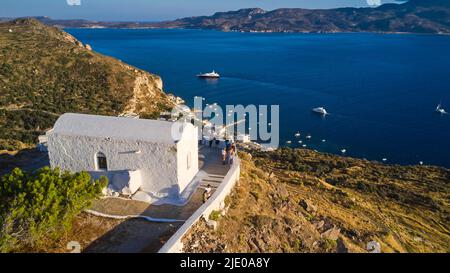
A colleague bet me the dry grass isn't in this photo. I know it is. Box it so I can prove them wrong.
[183,149,450,253]
[18,213,124,253]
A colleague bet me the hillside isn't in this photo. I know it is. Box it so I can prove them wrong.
[0,19,176,151]
[5,1,449,34]
[183,148,450,253]
[151,0,450,34]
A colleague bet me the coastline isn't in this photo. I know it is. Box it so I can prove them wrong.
[61,25,450,36]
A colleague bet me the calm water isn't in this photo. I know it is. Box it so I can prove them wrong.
[67,29,450,167]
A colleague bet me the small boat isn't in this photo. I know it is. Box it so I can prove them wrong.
[341,149,347,154]
[298,140,303,144]
[302,144,307,148]
[306,134,312,140]
[286,140,292,144]
[312,107,328,115]
[382,158,387,162]
[322,139,326,142]
[436,103,447,114]
[197,70,220,79]
[294,132,301,138]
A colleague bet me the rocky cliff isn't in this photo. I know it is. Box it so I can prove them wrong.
[0,19,176,151]
[183,148,449,253]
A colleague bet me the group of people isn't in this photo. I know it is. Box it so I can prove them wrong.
[207,138,237,165]
[221,140,236,165]
[208,137,220,148]
[203,138,236,203]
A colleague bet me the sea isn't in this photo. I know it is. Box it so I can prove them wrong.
[66,28,450,168]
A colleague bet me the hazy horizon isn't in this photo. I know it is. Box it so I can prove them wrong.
[2,0,403,21]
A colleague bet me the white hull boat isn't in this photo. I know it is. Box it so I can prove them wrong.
[436,104,447,115]
[312,107,328,115]
[197,70,220,79]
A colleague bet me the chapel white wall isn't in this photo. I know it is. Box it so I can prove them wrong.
[47,133,179,196]
[176,125,199,194]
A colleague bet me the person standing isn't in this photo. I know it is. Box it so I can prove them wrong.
[228,143,236,165]
[225,139,231,151]
[203,184,212,203]
[231,143,236,154]
[228,150,234,165]
[221,148,227,165]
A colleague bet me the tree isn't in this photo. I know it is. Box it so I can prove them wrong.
[0,167,108,252]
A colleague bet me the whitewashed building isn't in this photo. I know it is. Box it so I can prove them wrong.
[47,113,199,202]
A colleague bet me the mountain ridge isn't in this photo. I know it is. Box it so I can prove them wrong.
[5,0,449,34]
[151,1,450,34]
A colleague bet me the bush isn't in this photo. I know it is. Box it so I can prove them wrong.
[323,238,337,252]
[209,210,221,221]
[0,167,108,252]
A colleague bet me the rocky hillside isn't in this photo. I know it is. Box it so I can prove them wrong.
[152,0,450,34]
[183,148,449,253]
[8,1,449,34]
[0,19,176,151]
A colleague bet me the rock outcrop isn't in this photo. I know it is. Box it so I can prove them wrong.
[0,19,175,150]
[182,149,450,253]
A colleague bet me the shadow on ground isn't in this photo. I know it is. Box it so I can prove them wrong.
[83,145,231,253]
[83,218,183,253]
[0,148,49,175]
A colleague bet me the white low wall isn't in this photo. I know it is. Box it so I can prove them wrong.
[158,157,241,253]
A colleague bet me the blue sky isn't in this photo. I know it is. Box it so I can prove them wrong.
[2,0,403,21]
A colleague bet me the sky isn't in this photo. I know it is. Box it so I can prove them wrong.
[1,0,404,21]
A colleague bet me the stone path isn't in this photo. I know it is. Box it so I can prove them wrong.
[85,144,231,253]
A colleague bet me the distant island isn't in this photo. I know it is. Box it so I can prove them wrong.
[3,0,450,34]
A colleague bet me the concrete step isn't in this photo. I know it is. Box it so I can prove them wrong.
[201,179,222,185]
[202,177,223,182]
[208,174,225,178]
[200,174,224,189]
[201,183,221,188]
[204,168,230,175]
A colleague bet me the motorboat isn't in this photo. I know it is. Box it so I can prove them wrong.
[312,107,328,115]
[197,70,220,79]
[436,103,447,114]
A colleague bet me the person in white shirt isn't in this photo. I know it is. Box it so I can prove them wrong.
[203,184,212,203]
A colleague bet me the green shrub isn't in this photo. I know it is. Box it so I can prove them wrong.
[0,167,108,252]
[250,191,260,201]
[209,210,221,221]
[323,238,337,252]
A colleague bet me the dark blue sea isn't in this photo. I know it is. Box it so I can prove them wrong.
[66,29,450,167]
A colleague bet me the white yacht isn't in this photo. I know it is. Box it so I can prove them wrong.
[312,107,328,115]
[197,70,220,79]
[436,103,447,114]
